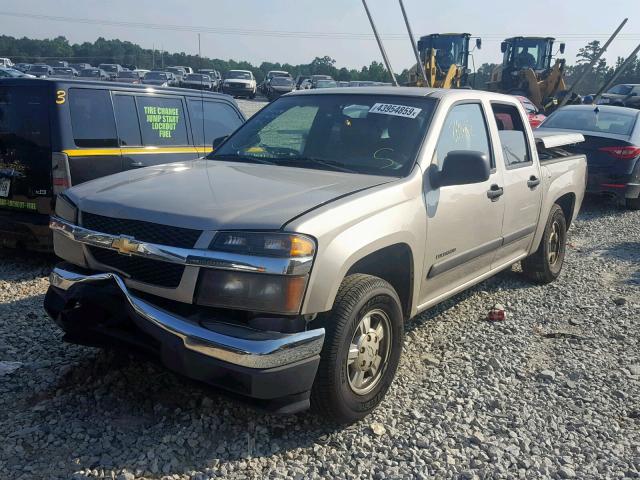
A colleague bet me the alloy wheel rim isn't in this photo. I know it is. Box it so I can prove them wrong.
[346,308,392,396]
[548,220,561,265]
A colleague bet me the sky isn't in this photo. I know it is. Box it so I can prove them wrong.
[2,0,640,71]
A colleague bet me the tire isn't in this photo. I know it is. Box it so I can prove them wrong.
[627,197,640,210]
[522,204,567,284]
[310,274,404,423]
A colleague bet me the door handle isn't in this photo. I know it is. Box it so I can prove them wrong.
[129,161,146,168]
[487,184,504,201]
[527,176,541,188]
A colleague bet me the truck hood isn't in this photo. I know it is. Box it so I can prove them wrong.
[65,159,395,231]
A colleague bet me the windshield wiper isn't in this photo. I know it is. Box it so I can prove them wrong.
[278,157,358,174]
[208,154,277,166]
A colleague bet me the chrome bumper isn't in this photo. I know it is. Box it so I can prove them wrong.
[49,266,324,369]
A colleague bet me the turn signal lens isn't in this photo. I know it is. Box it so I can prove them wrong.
[290,236,315,257]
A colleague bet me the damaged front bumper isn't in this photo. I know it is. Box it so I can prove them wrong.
[44,264,325,413]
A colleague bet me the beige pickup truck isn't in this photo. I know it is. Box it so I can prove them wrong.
[45,87,587,422]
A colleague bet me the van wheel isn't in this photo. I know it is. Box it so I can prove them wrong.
[522,204,567,283]
[627,197,640,210]
[311,274,403,423]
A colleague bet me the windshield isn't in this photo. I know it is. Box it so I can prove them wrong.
[145,72,168,80]
[271,77,293,86]
[226,71,252,80]
[185,74,209,81]
[542,108,638,136]
[607,84,634,95]
[54,68,74,75]
[99,65,118,72]
[508,39,551,70]
[0,69,22,78]
[30,66,49,73]
[166,68,184,74]
[420,35,468,70]
[117,71,136,78]
[208,94,434,176]
[316,80,338,88]
[80,69,99,77]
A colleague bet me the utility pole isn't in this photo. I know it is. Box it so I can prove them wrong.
[559,18,628,107]
[361,0,398,86]
[398,0,427,85]
[152,43,155,69]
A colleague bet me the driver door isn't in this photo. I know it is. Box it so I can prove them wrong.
[419,102,505,307]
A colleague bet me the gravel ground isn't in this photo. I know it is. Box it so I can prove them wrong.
[1,197,639,480]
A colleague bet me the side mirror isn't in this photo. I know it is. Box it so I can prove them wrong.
[500,42,508,54]
[476,38,482,50]
[430,151,490,188]
[559,43,566,54]
[212,135,228,151]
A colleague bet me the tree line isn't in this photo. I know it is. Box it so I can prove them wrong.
[2,35,639,93]
[0,35,398,83]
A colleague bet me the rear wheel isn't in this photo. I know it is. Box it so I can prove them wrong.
[522,204,567,283]
[627,197,640,210]
[311,274,404,423]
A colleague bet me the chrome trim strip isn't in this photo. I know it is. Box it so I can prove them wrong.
[49,216,313,276]
[50,266,324,369]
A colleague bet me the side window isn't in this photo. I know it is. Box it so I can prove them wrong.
[435,103,492,168]
[187,99,243,147]
[69,89,117,147]
[491,103,531,167]
[135,96,189,146]
[113,95,141,146]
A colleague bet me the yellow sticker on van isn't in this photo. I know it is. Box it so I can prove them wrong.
[143,105,180,139]
[56,90,66,105]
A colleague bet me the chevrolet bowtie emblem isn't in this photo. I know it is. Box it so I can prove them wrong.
[111,236,138,255]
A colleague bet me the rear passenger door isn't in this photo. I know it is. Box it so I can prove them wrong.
[117,94,198,171]
[67,88,122,185]
[490,102,543,266]
[186,98,244,155]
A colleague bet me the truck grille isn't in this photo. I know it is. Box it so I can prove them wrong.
[88,247,185,288]
[81,212,202,249]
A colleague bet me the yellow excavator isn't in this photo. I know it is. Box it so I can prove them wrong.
[407,33,482,89]
[486,36,568,111]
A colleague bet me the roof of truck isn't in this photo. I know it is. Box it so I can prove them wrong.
[289,86,520,103]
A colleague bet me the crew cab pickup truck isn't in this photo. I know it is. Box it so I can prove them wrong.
[44,88,587,422]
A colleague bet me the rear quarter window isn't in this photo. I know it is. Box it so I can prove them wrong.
[69,89,118,147]
[187,99,243,146]
[136,96,189,146]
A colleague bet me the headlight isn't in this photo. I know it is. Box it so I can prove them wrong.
[211,232,315,258]
[196,232,316,314]
[54,194,77,224]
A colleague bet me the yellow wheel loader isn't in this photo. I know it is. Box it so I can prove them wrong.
[486,37,568,111]
[407,33,481,89]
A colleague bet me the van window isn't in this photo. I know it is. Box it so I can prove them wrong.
[491,103,531,167]
[136,96,189,146]
[69,89,118,147]
[114,95,141,146]
[187,99,243,146]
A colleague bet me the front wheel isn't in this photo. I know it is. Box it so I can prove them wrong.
[311,274,404,423]
[522,204,567,283]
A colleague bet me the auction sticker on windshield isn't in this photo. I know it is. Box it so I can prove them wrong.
[0,178,10,198]
[369,103,422,119]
